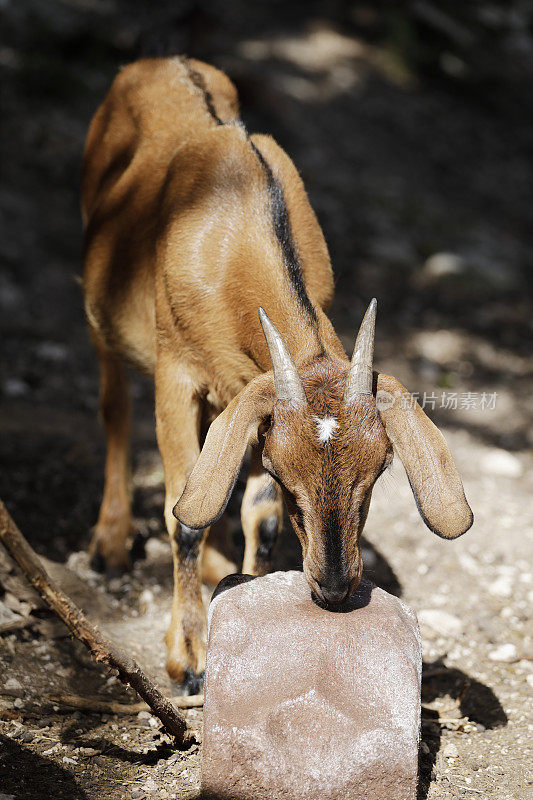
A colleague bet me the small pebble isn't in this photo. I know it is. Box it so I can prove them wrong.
[418,609,463,636]
[35,341,68,362]
[78,747,99,756]
[2,378,29,398]
[489,576,513,598]
[488,643,517,662]
[442,743,459,759]
[4,678,23,698]
[480,449,523,478]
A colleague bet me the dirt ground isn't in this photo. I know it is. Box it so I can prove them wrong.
[1,2,532,799]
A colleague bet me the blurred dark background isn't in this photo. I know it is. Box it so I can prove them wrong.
[1,0,532,558]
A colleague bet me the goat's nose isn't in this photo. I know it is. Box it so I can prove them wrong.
[317,581,351,607]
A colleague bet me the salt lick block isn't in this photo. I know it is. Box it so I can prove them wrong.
[201,571,422,800]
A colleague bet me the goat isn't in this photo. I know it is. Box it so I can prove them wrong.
[82,57,473,693]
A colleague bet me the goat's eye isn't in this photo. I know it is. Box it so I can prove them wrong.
[283,488,305,528]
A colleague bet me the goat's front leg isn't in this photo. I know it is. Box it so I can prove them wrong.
[155,351,207,694]
[241,445,283,575]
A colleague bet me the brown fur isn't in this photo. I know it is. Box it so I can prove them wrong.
[83,57,472,689]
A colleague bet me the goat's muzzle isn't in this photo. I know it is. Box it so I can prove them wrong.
[316,572,362,607]
[304,558,363,610]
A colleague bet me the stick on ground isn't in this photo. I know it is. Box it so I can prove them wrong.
[0,499,193,747]
[47,690,204,715]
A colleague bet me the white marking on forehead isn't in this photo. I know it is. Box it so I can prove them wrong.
[313,415,339,444]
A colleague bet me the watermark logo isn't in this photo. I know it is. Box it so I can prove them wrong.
[375,390,394,410]
[376,390,498,412]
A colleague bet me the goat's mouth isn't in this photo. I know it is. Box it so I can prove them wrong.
[305,568,362,611]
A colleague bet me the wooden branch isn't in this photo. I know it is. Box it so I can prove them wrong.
[47,690,203,715]
[0,499,193,747]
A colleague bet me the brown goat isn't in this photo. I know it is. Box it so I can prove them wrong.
[82,57,472,693]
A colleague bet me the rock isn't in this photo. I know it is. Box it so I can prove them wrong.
[139,588,154,613]
[202,571,421,800]
[78,747,99,756]
[418,609,463,637]
[490,576,514,599]
[409,330,463,364]
[4,678,23,698]
[442,742,459,759]
[0,599,22,625]
[422,252,464,281]
[35,341,68,362]
[2,378,29,398]
[480,450,523,478]
[488,643,518,662]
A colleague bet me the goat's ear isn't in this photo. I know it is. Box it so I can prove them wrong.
[173,374,275,530]
[376,373,473,539]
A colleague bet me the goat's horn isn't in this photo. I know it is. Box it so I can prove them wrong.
[258,307,306,406]
[344,298,377,401]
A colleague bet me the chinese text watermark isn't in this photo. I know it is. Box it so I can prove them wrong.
[376,390,498,412]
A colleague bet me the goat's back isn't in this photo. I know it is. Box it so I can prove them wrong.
[82,57,335,388]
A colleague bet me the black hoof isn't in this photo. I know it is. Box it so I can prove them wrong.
[130,532,147,563]
[89,550,130,578]
[171,668,205,696]
[90,551,105,573]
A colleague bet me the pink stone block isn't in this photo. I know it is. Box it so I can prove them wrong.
[202,571,421,800]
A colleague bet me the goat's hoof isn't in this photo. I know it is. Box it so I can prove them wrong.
[90,550,106,573]
[171,668,205,697]
[89,549,130,577]
[130,532,147,564]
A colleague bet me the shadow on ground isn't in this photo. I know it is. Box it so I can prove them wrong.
[0,733,89,799]
[418,661,507,799]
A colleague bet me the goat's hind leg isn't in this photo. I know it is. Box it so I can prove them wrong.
[241,446,283,576]
[90,339,134,573]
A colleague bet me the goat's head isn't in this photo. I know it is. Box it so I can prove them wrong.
[174,301,473,608]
